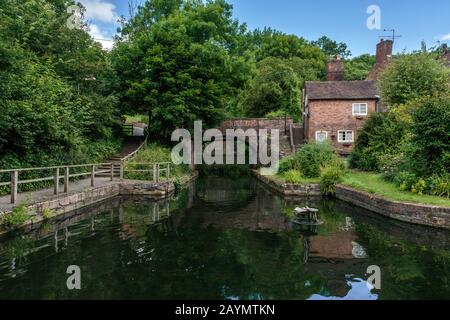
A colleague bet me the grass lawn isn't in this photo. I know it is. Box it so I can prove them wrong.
[124,114,147,124]
[342,171,450,207]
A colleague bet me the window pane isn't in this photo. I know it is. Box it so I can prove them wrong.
[360,105,367,114]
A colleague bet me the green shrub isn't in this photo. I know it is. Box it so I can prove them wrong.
[393,171,417,191]
[411,178,427,195]
[427,174,450,198]
[1,204,33,228]
[278,155,301,174]
[265,110,286,119]
[41,208,55,220]
[320,163,344,196]
[281,170,303,184]
[296,142,338,178]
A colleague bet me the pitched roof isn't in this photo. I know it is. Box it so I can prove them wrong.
[305,80,379,100]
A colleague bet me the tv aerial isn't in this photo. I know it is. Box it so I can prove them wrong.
[379,29,402,43]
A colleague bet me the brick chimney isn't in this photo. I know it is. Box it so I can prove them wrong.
[367,39,393,80]
[327,55,345,81]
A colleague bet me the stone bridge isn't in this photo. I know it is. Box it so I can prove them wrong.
[219,118,293,134]
[217,118,300,158]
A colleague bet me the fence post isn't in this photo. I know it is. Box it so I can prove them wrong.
[54,168,60,195]
[91,165,95,187]
[11,171,18,204]
[153,164,157,183]
[167,163,171,180]
[157,164,160,183]
[110,163,114,181]
[120,161,124,180]
[64,167,69,193]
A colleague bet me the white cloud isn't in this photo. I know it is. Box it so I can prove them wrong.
[88,24,114,50]
[79,0,118,23]
[440,33,450,41]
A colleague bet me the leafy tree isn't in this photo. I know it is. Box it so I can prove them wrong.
[350,112,408,171]
[345,54,376,81]
[241,58,302,121]
[312,36,351,59]
[0,0,121,168]
[409,96,450,175]
[379,53,450,106]
[112,0,254,138]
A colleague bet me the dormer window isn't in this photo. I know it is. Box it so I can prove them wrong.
[352,103,368,116]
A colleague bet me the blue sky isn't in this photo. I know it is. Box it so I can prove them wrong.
[80,0,450,55]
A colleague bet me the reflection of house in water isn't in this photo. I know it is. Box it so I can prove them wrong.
[304,231,368,298]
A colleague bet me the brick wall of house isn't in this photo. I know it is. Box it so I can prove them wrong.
[305,100,377,153]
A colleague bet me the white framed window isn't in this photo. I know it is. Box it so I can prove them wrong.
[315,131,328,143]
[352,103,368,116]
[338,130,354,143]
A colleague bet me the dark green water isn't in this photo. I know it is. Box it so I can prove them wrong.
[1,173,450,300]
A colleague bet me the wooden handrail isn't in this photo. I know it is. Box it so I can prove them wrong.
[123,162,171,183]
[0,162,118,204]
[0,163,114,173]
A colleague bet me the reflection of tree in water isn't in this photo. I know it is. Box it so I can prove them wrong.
[355,224,450,300]
[1,174,450,299]
[195,176,257,212]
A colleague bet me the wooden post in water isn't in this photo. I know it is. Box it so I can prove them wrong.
[54,168,60,195]
[64,167,69,193]
[91,165,95,187]
[11,171,18,204]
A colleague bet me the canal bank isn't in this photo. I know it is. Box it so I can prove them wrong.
[1,173,450,299]
[252,170,450,230]
[0,172,199,235]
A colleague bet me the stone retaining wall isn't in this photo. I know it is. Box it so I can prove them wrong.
[220,118,294,132]
[253,169,450,230]
[252,170,321,197]
[335,185,450,230]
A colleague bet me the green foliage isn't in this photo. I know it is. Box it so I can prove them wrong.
[294,143,339,178]
[427,174,450,198]
[394,171,418,192]
[345,54,376,81]
[2,204,33,228]
[279,142,343,179]
[350,112,409,172]
[265,110,287,119]
[125,144,190,181]
[241,57,302,121]
[411,179,427,195]
[281,170,303,184]
[312,36,351,59]
[112,0,253,139]
[320,162,345,196]
[409,96,450,175]
[0,0,121,170]
[379,53,450,106]
[41,208,55,220]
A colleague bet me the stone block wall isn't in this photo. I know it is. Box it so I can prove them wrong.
[336,185,450,230]
[220,118,294,133]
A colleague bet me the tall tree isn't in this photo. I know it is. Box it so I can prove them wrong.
[312,36,351,59]
[112,0,253,138]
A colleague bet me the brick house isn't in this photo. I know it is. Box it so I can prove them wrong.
[302,39,393,154]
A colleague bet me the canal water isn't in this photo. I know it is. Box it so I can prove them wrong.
[0,172,450,300]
